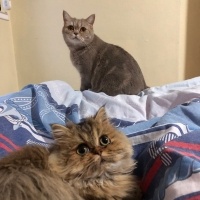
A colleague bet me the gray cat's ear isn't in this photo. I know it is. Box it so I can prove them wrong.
[63,10,72,21]
[94,107,108,123]
[86,14,95,25]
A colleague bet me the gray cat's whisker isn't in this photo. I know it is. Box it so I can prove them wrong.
[78,36,97,53]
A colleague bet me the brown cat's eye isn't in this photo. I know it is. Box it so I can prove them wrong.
[67,25,74,31]
[99,135,111,146]
[80,27,86,32]
[77,144,89,156]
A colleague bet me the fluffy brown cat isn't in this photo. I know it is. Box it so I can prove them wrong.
[62,11,147,96]
[0,108,140,200]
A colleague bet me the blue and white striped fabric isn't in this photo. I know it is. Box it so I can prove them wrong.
[1,76,200,199]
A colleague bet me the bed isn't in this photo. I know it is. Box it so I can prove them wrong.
[0,76,200,200]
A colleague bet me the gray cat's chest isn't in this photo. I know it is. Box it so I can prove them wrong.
[70,51,94,75]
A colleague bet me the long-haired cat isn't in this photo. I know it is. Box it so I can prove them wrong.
[62,11,147,96]
[0,108,141,200]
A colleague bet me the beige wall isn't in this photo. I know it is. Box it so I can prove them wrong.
[0,18,18,95]
[1,0,199,94]
[185,0,200,79]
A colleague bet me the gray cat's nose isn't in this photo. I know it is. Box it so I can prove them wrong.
[74,32,78,35]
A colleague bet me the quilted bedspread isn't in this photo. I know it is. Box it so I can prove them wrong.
[1,76,200,199]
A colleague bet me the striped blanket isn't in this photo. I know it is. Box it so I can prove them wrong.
[1,76,200,199]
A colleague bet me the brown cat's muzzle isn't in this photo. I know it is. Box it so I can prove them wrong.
[92,146,104,155]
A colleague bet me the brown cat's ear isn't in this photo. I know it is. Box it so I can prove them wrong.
[51,123,72,140]
[63,10,72,21]
[86,14,95,25]
[94,107,108,123]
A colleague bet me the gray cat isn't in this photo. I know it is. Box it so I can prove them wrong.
[62,10,147,96]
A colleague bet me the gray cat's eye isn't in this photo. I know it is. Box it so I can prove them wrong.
[67,25,74,31]
[99,135,110,146]
[77,144,89,156]
[80,27,86,32]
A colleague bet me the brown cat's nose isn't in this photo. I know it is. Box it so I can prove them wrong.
[93,147,103,155]
[74,32,78,35]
